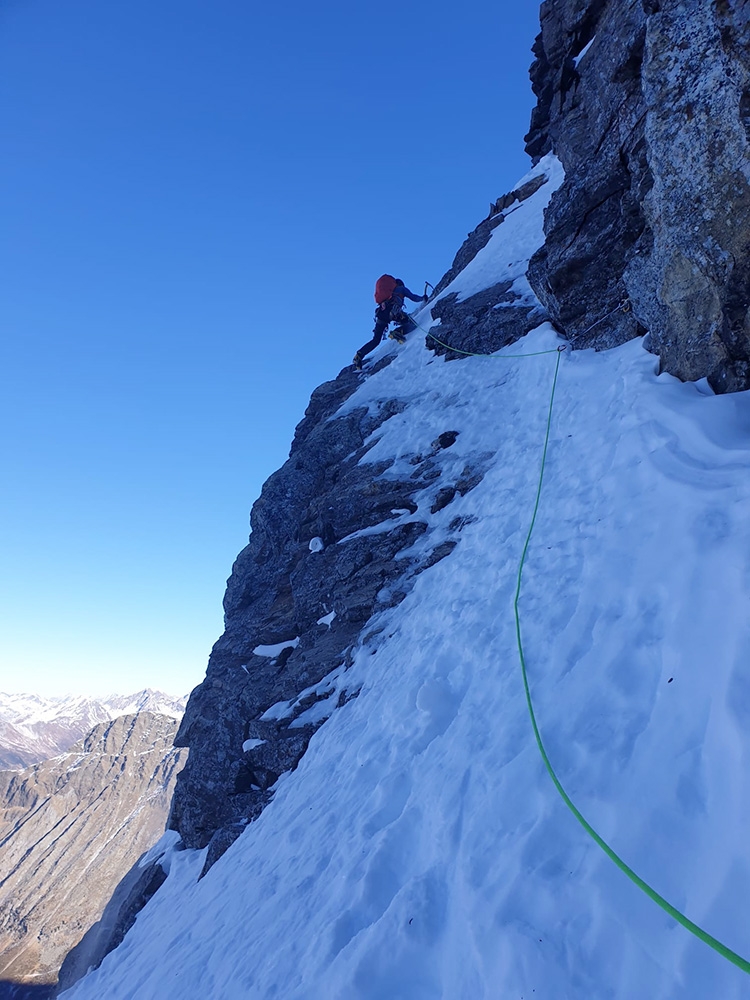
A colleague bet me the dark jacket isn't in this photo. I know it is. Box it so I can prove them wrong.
[391,283,423,305]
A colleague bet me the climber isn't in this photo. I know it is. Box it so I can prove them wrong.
[353,275,428,370]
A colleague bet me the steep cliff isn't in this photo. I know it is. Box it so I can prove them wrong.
[58,173,750,996]
[526,0,750,391]
[166,158,561,874]
[152,0,750,877]
[0,714,186,994]
[54,3,750,997]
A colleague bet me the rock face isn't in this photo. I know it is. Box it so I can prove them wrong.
[165,158,564,876]
[526,0,750,392]
[0,691,187,771]
[169,359,476,868]
[0,714,186,994]
[165,160,564,876]
[63,0,750,973]
[428,173,551,360]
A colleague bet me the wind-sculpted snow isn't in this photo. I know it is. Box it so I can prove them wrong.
[59,311,750,996]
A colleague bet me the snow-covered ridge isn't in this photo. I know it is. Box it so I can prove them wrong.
[0,689,187,725]
[0,688,188,770]
[60,155,750,999]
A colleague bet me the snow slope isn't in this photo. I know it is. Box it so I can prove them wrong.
[61,159,750,999]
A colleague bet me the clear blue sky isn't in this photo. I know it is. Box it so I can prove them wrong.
[0,0,542,697]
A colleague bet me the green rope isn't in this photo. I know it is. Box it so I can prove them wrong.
[425,329,559,359]
[514,349,750,975]
[406,313,560,359]
[407,302,749,968]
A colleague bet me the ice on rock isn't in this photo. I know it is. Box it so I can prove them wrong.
[252,638,300,658]
[242,739,266,753]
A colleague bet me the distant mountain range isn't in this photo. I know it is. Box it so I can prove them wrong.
[0,690,188,770]
[0,712,188,995]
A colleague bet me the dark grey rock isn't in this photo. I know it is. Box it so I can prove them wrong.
[417,540,459,572]
[486,174,549,220]
[526,0,650,353]
[56,858,167,995]
[427,283,547,360]
[525,0,750,391]
[625,0,750,390]
[198,824,249,879]
[430,487,457,514]
[168,358,476,867]
[434,431,459,449]
[64,5,750,977]
[456,467,487,496]
[240,726,314,788]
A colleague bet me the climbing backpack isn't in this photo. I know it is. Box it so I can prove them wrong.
[374,274,399,304]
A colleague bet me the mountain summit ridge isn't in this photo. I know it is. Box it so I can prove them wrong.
[0,689,188,770]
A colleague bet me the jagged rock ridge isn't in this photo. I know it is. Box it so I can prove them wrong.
[0,714,187,995]
[0,690,188,771]
[167,156,560,874]
[170,364,471,867]
[144,0,750,878]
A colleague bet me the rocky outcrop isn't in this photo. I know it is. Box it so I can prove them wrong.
[163,160,565,882]
[0,714,186,994]
[433,172,549,300]
[427,280,547,360]
[526,0,750,391]
[26,7,750,1000]
[169,358,489,869]
[427,172,551,359]
[74,0,750,963]
[525,0,654,353]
